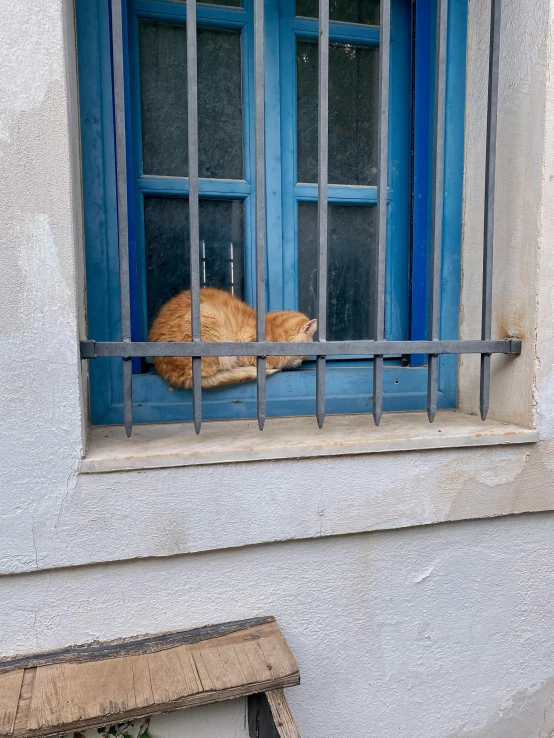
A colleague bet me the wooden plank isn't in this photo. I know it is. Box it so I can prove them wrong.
[130,656,155,708]
[265,690,301,738]
[249,693,279,738]
[12,669,36,734]
[3,620,300,738]
[229,641,263,685]
[146,646,201,703]
[248,691,301,738]
[256,628,299,681]
[0,617,274,675]
[27,656,137,731]
[0,671,24,736]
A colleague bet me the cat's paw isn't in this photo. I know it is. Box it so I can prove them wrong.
[266,368,280,377]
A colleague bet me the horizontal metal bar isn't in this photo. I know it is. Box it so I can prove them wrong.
[138,176,251,199]
[81,339,522,359]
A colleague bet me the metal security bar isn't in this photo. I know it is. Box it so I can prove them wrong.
[372,0,391,426]
[427,0,448,423]
[316,0,329,429]
[254,0,267,431]
[109,0,133,438]
[83,0,517,437]
[186,0,202,435]
[481,0,502,421]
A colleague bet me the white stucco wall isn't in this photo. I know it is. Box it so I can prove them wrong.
[4,518,554,738]
[1,0,554,736]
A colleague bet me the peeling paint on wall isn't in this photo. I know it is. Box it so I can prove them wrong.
[448,676,554,738]
[0,2,64,141]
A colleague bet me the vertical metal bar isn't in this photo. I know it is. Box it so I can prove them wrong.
[187,0,202,434]
[427,0,448,423]
[372,0,391,427]
[230,242,235,295]
[254,0,267,430]
[110,0,133,438]
[481,0,501,421]
[316,0,329,429]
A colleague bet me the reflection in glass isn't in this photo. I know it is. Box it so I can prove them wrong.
[139,23,243,179]
[298,204,377,340]
[144,198,245,328]
[296,0,380,25]
[296,40,379,185]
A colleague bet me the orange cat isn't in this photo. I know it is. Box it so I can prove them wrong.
[149,287,317,389]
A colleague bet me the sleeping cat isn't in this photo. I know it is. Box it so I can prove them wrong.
[149,287,317,389]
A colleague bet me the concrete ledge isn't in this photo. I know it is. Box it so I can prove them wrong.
[81,410,539,474]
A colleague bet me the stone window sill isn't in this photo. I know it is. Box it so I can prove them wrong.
[81,410,538,474]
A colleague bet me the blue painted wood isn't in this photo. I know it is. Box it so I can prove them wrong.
[439,0,467,406]
[127,7,150,349]
[138,177,252,198]
[133,0,248,24]
[387,0,412,342]
[76,0,125,423]
[76,0,467,425]
[278,0,298,310]
[280,0,412,338]
[411,0,432,366]
[240,0,257,308]
[410,0,466,408]
[128,0,256,339]
[291,17,380,44]
[95,363,450,424]
[264,0,285,309]
[294,184,377,204]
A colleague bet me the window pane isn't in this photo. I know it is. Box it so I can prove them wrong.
[297,40,379,185]
[139,23,243,179]
[296,0,380,26]
[144,198,245,329]
[298,204,376,340]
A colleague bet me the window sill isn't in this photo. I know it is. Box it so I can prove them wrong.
[81,410,538,474]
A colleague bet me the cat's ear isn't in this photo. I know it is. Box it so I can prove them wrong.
[304,319,317,336]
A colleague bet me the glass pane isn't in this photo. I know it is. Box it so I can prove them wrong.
[298,204,376,340]
[144,198,245,329]
[139,23,243,179]
[297,40,379,185]
[296,0,379,25]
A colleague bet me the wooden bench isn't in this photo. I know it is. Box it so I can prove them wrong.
[0,617,300,738]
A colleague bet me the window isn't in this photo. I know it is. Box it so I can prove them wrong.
[76,0,468,426]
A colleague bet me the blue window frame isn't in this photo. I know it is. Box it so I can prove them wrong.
[75,0,467,425]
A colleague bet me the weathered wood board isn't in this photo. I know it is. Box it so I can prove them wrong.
[249,690,301,738]
[0,618,300,738]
